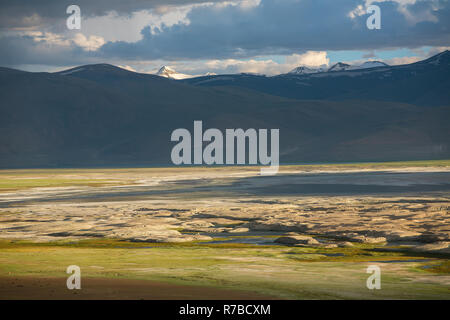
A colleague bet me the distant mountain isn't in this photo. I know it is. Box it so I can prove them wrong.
[328,61,388,72]
[0,52,449,168]
[328,62,352,72]
[288,61,388,75]
[357,61,389,69]
[56,63,140,77]
[288,66,327,75]
[185,51,450,107]
[156,66,196,79]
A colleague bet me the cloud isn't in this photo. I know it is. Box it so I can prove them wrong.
[362,51,377,58]
[72,34,106,51]
[0,0,227,29]
[0,32,100,66]
[25,31,105,52]
[79,4,207,43]
[28,31,71,47]
[0,0,449,68]
[99,0,450,61]
[383,55,423,64]
[359,0,443,24]
[285,51,330,68]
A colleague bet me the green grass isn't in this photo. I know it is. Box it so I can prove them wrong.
[0,239,448,299]
[284,159,450,171]
[0,239,447,262]
[0,178,119,191]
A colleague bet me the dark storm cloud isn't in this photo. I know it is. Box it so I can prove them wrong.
[0,33,100,67]
[100,0,450,60]
[0,0,218,28]
[0,0,449,67]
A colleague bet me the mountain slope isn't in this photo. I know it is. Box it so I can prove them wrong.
[0,59,449,168]
[357,61,388,69]
[328,62,352,72]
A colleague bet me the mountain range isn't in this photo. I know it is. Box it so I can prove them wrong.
[288,61,388,75]
[184,51,450,106]
[155,60,389,79]
[155,60,390,78]
[0,51,449,168]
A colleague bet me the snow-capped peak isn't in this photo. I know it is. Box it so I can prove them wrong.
[285,59,391,76]
[156,66,192,80]
[288,66,327,75]
[157,66,175,74]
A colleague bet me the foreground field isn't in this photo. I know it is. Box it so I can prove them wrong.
[0,161,449,299]
[0,239,449,299]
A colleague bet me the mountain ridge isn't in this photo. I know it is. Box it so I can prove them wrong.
[8,50,444,81]
[183,50,450,107]
[0,51,449,168]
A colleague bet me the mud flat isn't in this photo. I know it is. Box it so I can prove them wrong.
[0,161,449,299]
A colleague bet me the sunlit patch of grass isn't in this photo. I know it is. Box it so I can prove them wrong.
[0,239,274,250]
[282,159,450,171]
[0,178,119,192]
[280,245,445,263]
[0,239,441,263]
[0,239,449,299]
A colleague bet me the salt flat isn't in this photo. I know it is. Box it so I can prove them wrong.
[0,164,449,249]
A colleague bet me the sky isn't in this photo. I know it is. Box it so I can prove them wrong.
[0,0,449,76]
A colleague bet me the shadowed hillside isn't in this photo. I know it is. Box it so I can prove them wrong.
[0,52,449,168]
